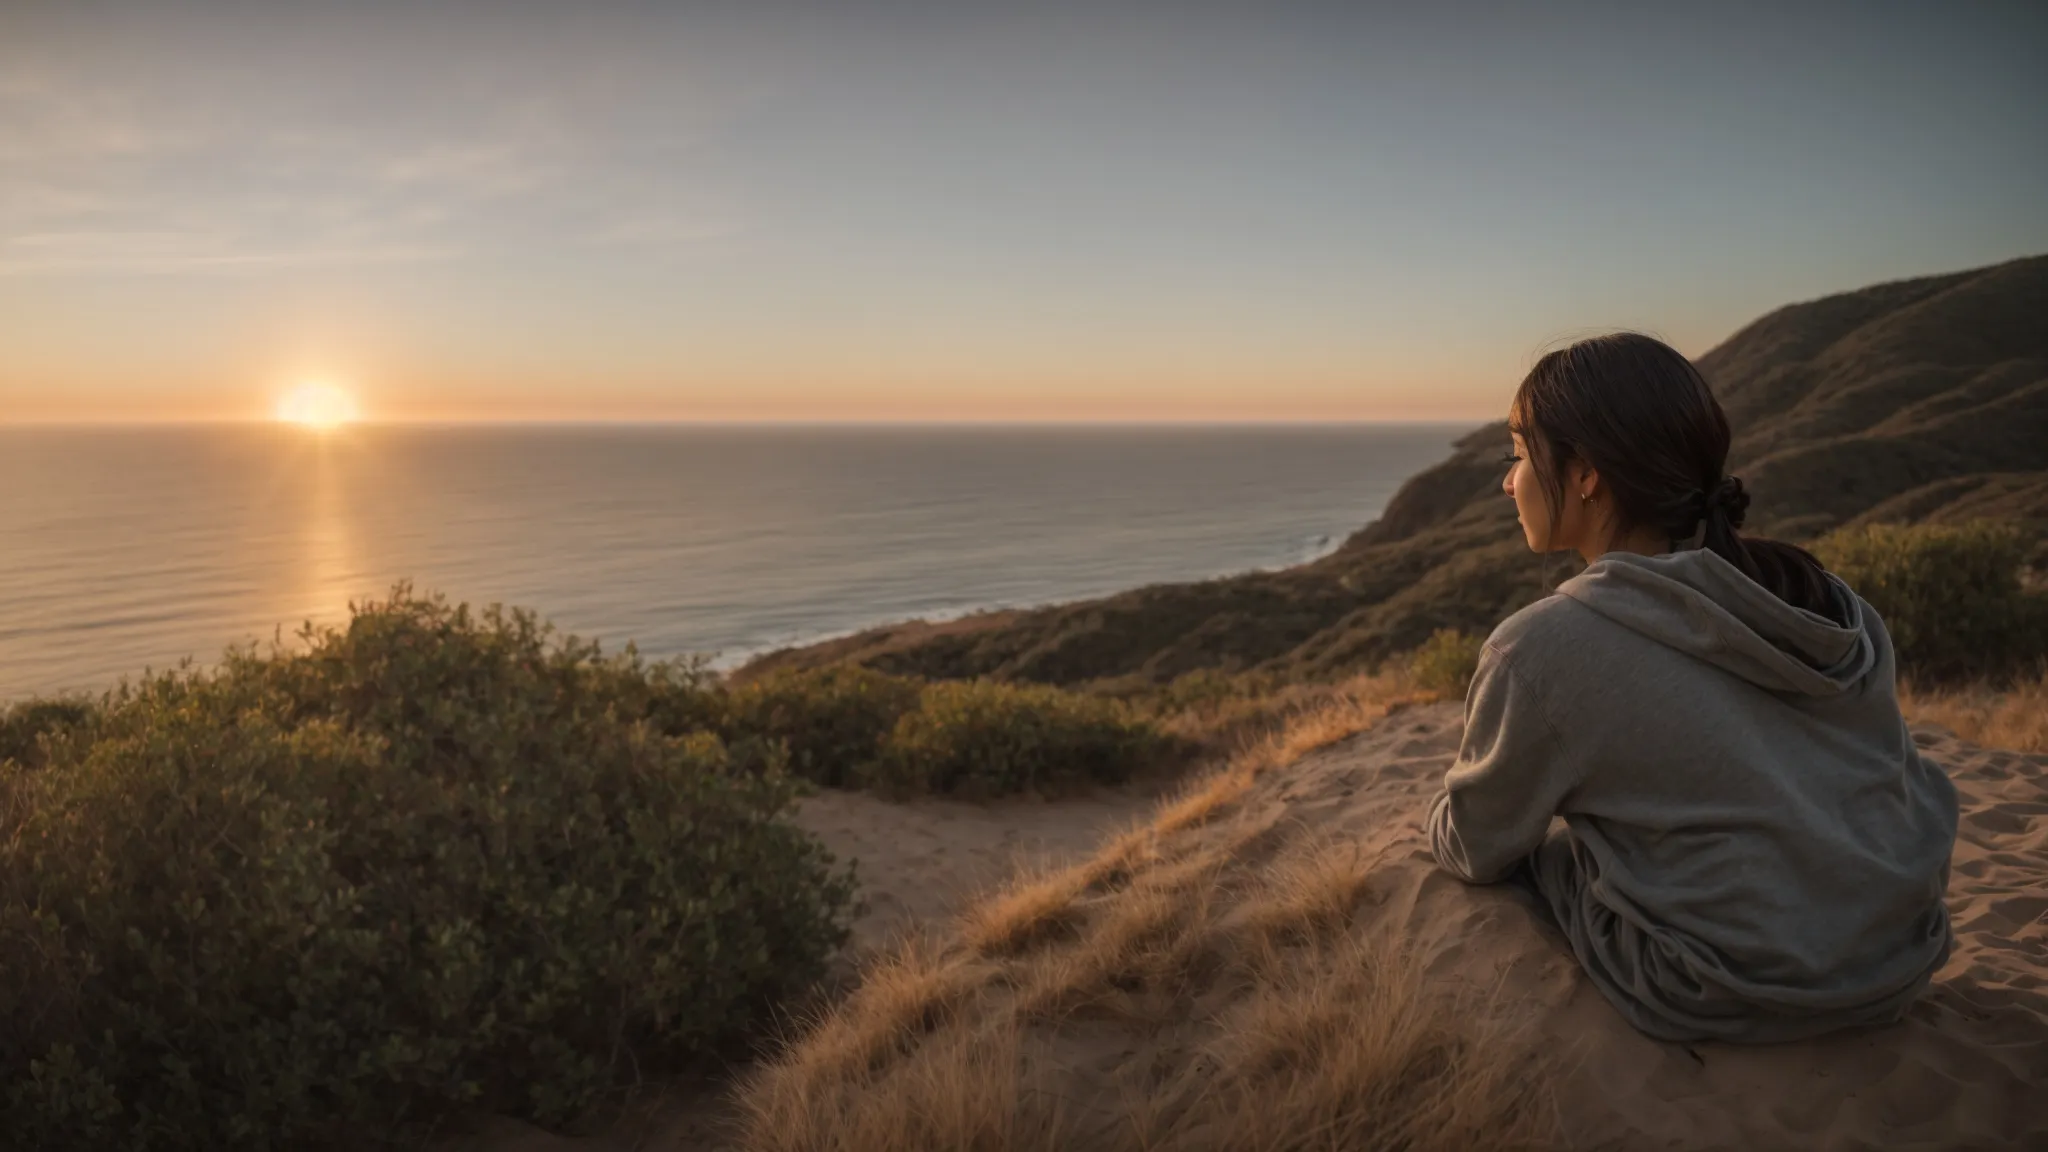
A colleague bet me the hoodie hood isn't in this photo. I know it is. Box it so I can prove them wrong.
[1557,548,1877,697]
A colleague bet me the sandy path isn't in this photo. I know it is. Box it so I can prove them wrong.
[789,785,1159,955]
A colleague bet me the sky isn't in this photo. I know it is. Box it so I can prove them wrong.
[3,1,2045,424]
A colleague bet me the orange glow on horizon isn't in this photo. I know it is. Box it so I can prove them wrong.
[0,374,1506,426]
[275,382,361,430]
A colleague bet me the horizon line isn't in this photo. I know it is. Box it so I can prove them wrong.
[0,415,1492,430]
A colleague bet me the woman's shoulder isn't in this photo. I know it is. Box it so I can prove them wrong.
[1478,591,1654,691]
[1483,591,1598,658]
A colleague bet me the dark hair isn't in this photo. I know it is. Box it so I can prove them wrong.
[1509,332,1835,617]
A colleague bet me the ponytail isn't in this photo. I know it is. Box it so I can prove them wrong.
[1698,475,1836,618]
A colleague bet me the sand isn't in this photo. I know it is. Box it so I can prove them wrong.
[1235,703,2048,1152]
[788,785,1161,956]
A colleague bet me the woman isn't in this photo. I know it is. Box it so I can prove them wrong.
[1426,332,1959,1044]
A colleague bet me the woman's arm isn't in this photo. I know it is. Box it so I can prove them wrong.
[1427,643,1580,883]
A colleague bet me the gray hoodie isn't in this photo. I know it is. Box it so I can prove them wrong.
[1427,548,1959,1043]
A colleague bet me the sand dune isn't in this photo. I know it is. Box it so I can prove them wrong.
[732,702,2048,1151]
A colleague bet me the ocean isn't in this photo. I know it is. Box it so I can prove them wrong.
[0,423,1473,701]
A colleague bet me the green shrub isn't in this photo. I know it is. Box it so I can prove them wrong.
[0,586,852,1151]
[871,679,1168,796]
[1814,521,2048,683]
[585,649,730,740]
[0,697,97,769]
[1407,629,1484,698]
[721,666,924,787]
[1137,667,1286,715]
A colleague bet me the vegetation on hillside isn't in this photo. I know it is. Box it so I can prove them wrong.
[1899,672,2048,754]
[0,588,856,1150]
[1813,521,2047,684]
[1404,629,1485,698]
[717,666,1177,798]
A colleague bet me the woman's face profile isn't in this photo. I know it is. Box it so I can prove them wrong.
[1504,429,1553,552]
[1505,425,1602,556]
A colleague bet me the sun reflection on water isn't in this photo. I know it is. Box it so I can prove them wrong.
[295,434,360,635]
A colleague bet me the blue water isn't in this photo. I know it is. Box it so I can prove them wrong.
[0,423,1470,700]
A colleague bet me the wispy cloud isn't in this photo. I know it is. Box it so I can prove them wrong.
[0,73,573,278]
[377,141,546,198]
[0,231,451,276]
[0,72,186,163]
[0,46,739,284]
[587,215,742,246]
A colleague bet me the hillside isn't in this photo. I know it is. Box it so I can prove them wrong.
[740,255,2048,687]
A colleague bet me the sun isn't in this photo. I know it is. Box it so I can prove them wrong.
[276,382,359,430]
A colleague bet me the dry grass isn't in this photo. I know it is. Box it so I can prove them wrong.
[1899,670,2048,753]
[1238,837,1378,947]
[730,674,1555,1152]
[1011,855,1223,1027]
[960,864,1095,956]
[1155,671,1434,762]
[762,934,993,1084]
[740,1013,1075,1152]
[1151,671,1424,838]
[1136,932,1548,1152]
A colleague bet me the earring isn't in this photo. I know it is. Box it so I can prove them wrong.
[1580,491,1592,505]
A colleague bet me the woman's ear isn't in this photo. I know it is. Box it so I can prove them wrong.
[1566,458,1599,502]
